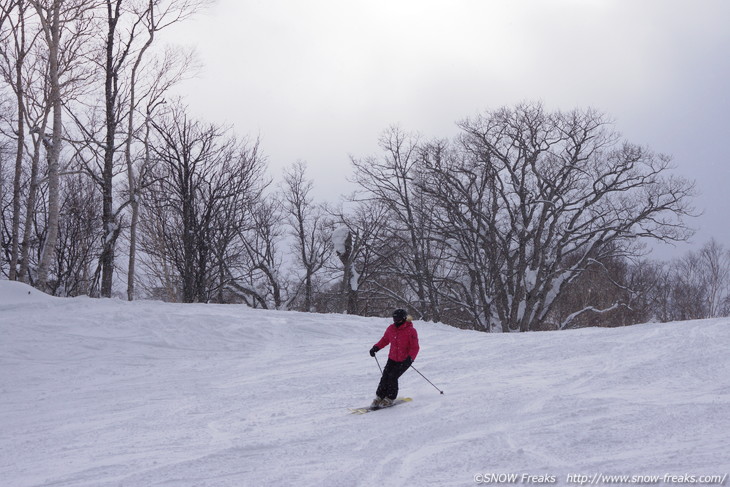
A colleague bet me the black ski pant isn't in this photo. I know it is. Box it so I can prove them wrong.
[376,358,412,400]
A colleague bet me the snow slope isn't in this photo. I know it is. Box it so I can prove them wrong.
[1,280,728,487]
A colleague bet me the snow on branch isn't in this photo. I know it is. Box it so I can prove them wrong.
[559,302,630,330]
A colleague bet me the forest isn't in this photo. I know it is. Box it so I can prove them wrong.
[2,0,729,332]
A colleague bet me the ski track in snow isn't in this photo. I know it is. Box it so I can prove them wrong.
[1,281,729,486]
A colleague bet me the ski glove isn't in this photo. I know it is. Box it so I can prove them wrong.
[404,356,413,367]
[369,346,379,357]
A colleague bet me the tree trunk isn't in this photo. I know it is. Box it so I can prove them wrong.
[182,192,196,303]
[35,0,62,292]
[99,0,121,298]
[336,230,357,314]
[18,114,48,283]
[9,0,27,281]
[304,271,312,312]
[125,3,156,301]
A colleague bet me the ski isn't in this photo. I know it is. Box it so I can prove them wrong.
[349,397,412,414]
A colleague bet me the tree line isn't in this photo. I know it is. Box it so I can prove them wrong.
[1,2,727,331]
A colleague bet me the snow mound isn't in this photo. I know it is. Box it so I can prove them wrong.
[0,279,56,307]
[1,293,728,486]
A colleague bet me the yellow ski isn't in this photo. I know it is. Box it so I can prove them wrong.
[349,397,412,414]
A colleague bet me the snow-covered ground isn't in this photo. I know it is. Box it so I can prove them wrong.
[1,280,728,487]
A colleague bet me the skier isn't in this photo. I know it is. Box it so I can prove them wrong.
[369,309,419,408]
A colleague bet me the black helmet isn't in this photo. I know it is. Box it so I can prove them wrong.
[392,309,408,323]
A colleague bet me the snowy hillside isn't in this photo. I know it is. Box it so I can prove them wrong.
[1,280,728,487]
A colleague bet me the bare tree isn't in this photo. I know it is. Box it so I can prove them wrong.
[17,57,52,284]
[225,195,289,309]
[645,260,674,323]
[60,0,206,298]
[0,136,11,275]
[0,3,9,275]
[418,138,497,330]
[142,103,266,303]
[329,200,393,315]
[421,103,696,331]
[1,0,17,29]
[699,239,730,318]
[546,251,655,329]
[0,0,52,283]
[0,2,59,284]
[670,251,708,321]
[350,126,445,321]
[665,239,730,320]
[30,0,64,291]
[0,0,29,280]
[50,172,101,295]
[281,160,332,311]
[29,0,96,292]
[135,172,179,300]
[124,40,197,301]
[96,0,149,296]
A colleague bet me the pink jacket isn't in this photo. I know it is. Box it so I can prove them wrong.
[374,321,419,362]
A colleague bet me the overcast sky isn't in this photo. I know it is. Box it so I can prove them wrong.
[164,0,730,259]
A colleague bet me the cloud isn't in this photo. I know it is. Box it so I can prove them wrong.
[164,0,730,255]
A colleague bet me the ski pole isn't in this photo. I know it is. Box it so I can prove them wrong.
[410,364,444,394]
[374,354,383,374]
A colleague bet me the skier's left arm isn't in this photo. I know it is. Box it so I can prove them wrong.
[409,328,420,362]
